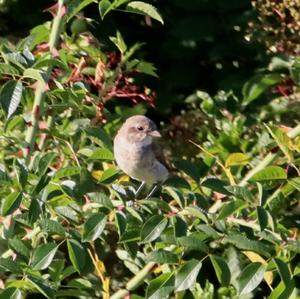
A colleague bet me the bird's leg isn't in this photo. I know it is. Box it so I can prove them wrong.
[145,184,161,199]
[135,181,146,199]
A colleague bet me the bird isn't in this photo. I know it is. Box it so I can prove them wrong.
[113,115,169,198]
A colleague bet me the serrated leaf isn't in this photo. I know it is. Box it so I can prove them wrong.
[217,199,245,220]
[140,215,168,243]
[175,259,202,291]
[0,288,22,299]
[54,166,81,179]
[99,167,119,183]
[23,68,47,82]
[250,166,287,182]
[0,63,21,76]
[146,272,174,299]
[265,124,293,162]
[126,1,164,24]
[33,58,68,70]
[225,185,254,201]
[0,258,22,274]
[8,238,30,260]
[147,250,178,264]
[89,148,114,160]
[238,263,265,295]
[225,153,249,167]
[82,213,107,242]
[201,178,231,195]
[98,0,113,19]
[40,219,66,237]
[177,235,208,253]
[136,61,158,77]
[6,80,23,119]
[287,177,300,191]
[1,192,22,216]
[27,276,54,299]
[242,74,282,106]
[37,152,57,176]
[223,234,271,257]
[67,0,97,21]
[210,255,231,286]
[67,239,86,273]
[31,243,58,270]
[110,31,127,54]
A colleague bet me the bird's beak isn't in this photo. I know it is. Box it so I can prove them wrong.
[148,130,161,137]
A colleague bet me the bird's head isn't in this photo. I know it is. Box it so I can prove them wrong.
[120,115,161,145]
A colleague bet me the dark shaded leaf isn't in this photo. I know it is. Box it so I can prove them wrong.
[82,213,107,242]
[141,215,168,243]
[175,259,202,291]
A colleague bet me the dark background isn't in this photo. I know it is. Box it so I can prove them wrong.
[0,0,265,114]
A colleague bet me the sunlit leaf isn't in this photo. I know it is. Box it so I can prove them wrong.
[126,1,164,24]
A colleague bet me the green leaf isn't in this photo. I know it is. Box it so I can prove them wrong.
[110,31,127,54]
[201,178,231,195]
[269,280,295,299]
[8,238,30,260]
[99,167,119,183]
[223,234,271,257]
[250,166,287,182]
[136,61,158,77]
[177,235,208,253]
[0,80,23,119]
[175,259,202,291]
[54,166,81,179]
[82,213,107,242]
[217,199,245,220]
[225,153,249,167]
[225,185,254,201]
[210,255,231,286]
[288,177,300,191]
[67,239,86,273]
[126,1,164,24]
[40,219,66,237]
[238,263,265,295]
[67,0,97,21]
[140,215,168,243]
[8,80,23,119]
[147,250,178,264]
[174,159,204,182]
[89,148,114,160]
[146,272,174,299]
[0,63,21,76]
[242,74,282,106]
[98,0,113,19]
[1,192,22,216]
[265,124,293,162]
[31,243,58,270]
[37,152,57,176]
[0,258,22,274]
[257,206,268,231]
[273,258,292,287]
[27,276,54,299]
[88,192,114,209]
[23,68,47,82]
[33,58,68,71]
[0,288,22,299]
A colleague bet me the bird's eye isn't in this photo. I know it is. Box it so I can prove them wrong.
[137,126,144,131]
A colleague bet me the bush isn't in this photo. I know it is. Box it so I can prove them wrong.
[0,1,300,298]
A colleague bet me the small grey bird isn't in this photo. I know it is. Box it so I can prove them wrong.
[114,115,168,198]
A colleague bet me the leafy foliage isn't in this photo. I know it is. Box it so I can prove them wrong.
[0,0,300,299]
